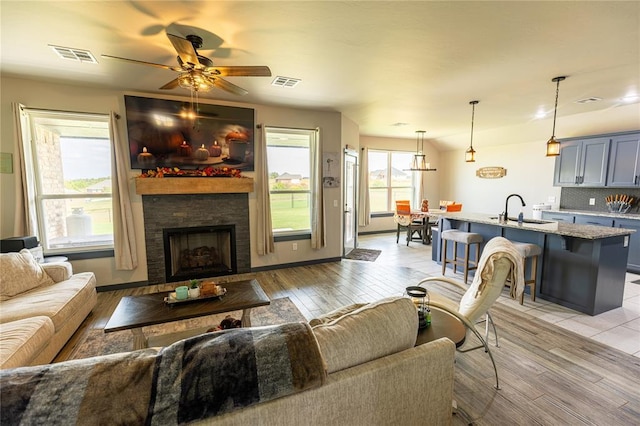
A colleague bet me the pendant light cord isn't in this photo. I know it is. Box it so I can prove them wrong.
[551,77,565,137]
[470,101,476,149]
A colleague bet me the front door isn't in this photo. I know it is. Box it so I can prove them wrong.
[343,150,358,256]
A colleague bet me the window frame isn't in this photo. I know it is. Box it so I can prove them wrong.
[20,109,115,256]
[367,149,418,213]
[265,127,316,239]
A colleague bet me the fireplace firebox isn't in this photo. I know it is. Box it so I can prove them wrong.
[163,225,237,283]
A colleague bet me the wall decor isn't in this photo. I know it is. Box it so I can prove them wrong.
[125,95,255,171]
[0,153,13,174]
[476,166,507,179]
[322,152,340,187]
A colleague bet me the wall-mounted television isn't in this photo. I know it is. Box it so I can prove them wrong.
[124,95,255,171]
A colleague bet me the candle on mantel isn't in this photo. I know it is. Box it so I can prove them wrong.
[209,140,222,157]
[177,141,192,157]
[137,147,155,167]
[195,144,210,160]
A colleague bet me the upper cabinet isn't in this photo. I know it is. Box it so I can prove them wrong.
[554,137,610,187]
[606,133,640,187]
[554,131,640,187]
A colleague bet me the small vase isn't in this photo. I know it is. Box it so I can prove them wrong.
[189,288,200,298]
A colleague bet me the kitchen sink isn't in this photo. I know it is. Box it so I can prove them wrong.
[489,216,553,224]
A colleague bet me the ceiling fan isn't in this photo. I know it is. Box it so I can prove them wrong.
[102,33,271,96]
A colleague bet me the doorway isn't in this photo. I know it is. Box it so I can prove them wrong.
[343,149,358,256]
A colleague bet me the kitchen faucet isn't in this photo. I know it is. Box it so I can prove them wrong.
[503,194,526,221]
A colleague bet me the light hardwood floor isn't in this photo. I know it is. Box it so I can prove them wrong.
[56,233,640,425]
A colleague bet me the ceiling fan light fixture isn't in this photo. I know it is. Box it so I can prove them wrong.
[178,71,212,92]
[546,76,567,157]
[466,100,479,162]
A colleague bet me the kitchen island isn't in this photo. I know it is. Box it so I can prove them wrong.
[432,212,635,315]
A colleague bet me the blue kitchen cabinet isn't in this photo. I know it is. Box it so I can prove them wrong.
[607,132,640,187]
[553,137,610,187]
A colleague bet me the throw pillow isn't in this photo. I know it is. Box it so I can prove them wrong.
[0,249,55,301]
[311,296,418,373]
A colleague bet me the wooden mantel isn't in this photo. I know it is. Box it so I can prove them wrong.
[135,177,254,195]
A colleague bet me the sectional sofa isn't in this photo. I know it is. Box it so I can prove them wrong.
[0,249,97,369]
[0,296,456,425]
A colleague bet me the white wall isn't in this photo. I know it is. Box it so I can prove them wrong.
[0,77,343,287]
[439,141,561,218]
[437,102,640,218]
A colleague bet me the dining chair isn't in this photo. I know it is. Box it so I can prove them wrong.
[439,200,455,210]
[412,236,524,390]
[393,200,425,245]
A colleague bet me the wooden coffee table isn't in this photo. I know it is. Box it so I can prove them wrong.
[104,279,269,349]
[415,306,466,348]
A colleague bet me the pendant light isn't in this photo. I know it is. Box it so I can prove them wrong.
[545,76,567,157]
[408,130,436,171]
[465,100,479,162]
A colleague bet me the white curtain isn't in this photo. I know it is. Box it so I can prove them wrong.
[310,128,326,249]
[12,103,35,236]
[109,112,138,270]
[256,124,274,255]
[358,147,371,226]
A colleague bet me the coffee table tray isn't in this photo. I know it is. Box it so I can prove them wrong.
[164,288,227,305]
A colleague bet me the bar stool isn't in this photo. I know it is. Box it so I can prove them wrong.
[441,230,483,284]
[507,241,542,304]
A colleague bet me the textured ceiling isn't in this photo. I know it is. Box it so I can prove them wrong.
[1,1,639,151]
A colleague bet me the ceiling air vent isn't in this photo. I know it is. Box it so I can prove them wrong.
[49,45,98,64]
[271,76,301,88]
[575,97,602,104]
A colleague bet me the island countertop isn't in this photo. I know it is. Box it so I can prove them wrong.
[434,211,633,315]
[431,211,636,240]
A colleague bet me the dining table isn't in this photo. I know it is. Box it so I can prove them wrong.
[408,210,439,244]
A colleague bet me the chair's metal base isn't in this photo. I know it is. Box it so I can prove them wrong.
[458,316,501,390]
[415,277,503,390]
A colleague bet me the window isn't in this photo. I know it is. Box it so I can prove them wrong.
[368,150,417,213]
[265,127,315,236]
[20,110,114,254]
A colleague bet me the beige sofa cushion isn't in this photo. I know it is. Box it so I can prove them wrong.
[308,303,367,327]
[311,296,418,373]
[41,262,73,283]
[0,316,55,369]
[0,272,96,330]
[0,249,54,301]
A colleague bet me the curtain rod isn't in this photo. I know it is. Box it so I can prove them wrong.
[20,106,112,118]
[257,124,318,132]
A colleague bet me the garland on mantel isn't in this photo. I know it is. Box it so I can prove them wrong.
[139,167,243,178]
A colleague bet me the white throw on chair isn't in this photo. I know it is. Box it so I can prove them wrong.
[413,236,524,390]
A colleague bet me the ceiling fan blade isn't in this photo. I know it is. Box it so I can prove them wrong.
[205,76,249,96]
[159,78,181,90]
[167,33,200,67]
[101,54,182,72]
[206,66,272,77]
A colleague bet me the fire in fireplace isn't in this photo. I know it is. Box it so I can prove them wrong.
[163,225,237,283]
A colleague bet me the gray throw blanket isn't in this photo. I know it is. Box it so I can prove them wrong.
[0,322,326,425]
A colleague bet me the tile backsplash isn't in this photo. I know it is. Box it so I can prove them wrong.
[561,187,640,214]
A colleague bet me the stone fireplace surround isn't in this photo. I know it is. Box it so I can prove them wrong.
[142,193,250,285]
